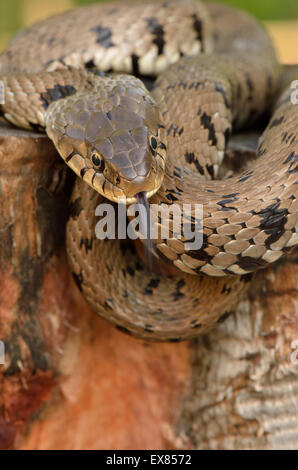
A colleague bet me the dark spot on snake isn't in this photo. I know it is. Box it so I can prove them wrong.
[173,125,180,137]
[72,270,83,292]
[130,53,140,75]
[144,324,154,333]
[178,126,184,136]
[40,84,77,109]
[116,176,121,185]
[165,83,176,92]
[224,127,231,145]
[238,174,252,183]
[241,273,254,283]
[172,279,185,301]
[80,167,89,178]
[284,152,298,173]
[144,287,153,295]
[200,112,217,146]
[195,81,204,91]
[147,278,160,289]
[215,84,231,108]
[91,25,114,48]
[145,17,165,55]
[256,201,288,229]
[169,337,182,343]
[256,146,267,158]
[192,322,202,329]
[104,298,114,310]
[69,197,83,220]
[116,325,132,335]
[167,124,174,136]
[159,141,167,150]
[173,166,182,178]
[221,284,232,295]
[222,193,239,199]
[237,256,267,271]
[217,311,233,323]
[283,133,294,144]
[66,150,77,163]
[80,237,93,254]
[218,197,239,207]
[185,152,204,175]
[191,13,203,45]
[166,193,178,202]
[206,165,214,178]
[187,248,211,265]
[257,201,288,241]
[269,115,284,129]
[85,59,95,68]
[28,121,44,133]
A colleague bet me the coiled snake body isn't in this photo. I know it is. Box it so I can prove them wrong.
[0,0,297,340]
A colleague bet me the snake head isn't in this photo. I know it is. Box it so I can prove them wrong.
[45,74,167,204]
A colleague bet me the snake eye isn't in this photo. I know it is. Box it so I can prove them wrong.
[150,136,158,150]
[91,152,105,172]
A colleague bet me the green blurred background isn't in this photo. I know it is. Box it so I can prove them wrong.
[0,0,297,60]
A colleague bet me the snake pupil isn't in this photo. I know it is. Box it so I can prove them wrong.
[91,153,105,172]
[150,137,158,150]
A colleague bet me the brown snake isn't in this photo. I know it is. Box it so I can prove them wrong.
[0,0,297,340]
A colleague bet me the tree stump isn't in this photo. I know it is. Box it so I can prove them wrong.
[0,121,297,450]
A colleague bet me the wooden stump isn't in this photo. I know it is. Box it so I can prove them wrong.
[0,122,297,450]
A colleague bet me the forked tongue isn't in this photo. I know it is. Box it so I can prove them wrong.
[136,192,154,270]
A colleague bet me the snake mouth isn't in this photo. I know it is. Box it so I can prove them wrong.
[113,187,159,205]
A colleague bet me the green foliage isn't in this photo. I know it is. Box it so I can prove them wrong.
[204,0,298,20]
[0,0,22,36]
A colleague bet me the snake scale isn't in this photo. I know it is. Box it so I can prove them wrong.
[0,0,297,340]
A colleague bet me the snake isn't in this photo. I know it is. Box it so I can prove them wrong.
[0,0,297,341]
